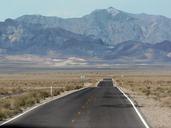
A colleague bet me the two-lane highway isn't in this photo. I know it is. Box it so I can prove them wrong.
[1,79,148,128]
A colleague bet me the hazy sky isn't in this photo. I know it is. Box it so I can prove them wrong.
[0,0,170,21]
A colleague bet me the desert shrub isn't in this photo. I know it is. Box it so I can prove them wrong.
[141,88,151,96]
[0,109,8,120]
[0,107,22,121]
[12,87,24,94]
[0,78,86,121]
[53,89,61,96]
[74,85,83,90]
[65,85,74,91]
[37,91,50,99]
[65,85,83,91]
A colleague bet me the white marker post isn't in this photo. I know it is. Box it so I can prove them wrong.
[50,86,53,97]
[80,75,85,86]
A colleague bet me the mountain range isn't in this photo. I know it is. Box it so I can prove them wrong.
[0,7,171,66]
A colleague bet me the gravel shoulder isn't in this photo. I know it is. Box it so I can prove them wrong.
[121,87,171,128]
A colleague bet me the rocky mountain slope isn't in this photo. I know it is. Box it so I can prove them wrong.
[0,7,171,65]
[16,7,171,45]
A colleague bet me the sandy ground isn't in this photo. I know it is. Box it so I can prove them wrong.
[1,71,171,127]
[121,87,171,128]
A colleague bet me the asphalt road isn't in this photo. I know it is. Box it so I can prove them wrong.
[1,79,147,128]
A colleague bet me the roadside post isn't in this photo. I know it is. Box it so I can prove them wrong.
[80,75,85,86]
[50,86,53,97]
[121,74,124,86]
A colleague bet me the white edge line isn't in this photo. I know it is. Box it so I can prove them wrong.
[113,79,150,128]
[0,87,87,126]
[1,79,150,128]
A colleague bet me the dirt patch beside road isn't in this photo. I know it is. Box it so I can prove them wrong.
[116,75,171,128]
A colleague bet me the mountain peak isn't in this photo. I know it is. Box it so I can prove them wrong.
[106,7,120,16]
